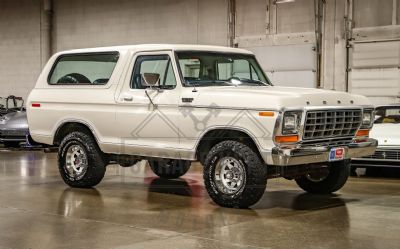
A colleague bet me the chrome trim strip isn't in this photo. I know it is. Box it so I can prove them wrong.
[178,105,279,112]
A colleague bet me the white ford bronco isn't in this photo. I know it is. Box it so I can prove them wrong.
[28,44,377,208]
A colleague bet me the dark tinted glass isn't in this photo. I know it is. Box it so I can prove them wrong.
[49,53,119,85]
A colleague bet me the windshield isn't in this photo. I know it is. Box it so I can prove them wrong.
[375,106,400,124]
[176,51,271,87]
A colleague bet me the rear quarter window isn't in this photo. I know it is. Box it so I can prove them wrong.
[48,52,119,85]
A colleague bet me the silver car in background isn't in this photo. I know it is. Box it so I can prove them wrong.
[0,96,29,148]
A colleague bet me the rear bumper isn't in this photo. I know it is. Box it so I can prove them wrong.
[269,138,378,166]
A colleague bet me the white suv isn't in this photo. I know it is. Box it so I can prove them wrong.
[27,44,377,208]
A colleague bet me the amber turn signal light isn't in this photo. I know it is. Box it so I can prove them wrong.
[275,135,299,143]
[259,111,275,117]
[356,129,369,137]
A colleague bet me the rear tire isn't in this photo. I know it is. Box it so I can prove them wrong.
[295,160,350,194]
[148,159,191,179]
[203,140,267,208]
[58,131,106,188]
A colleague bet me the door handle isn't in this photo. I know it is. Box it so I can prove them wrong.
[123,96,133,102]
[181,97,194,103]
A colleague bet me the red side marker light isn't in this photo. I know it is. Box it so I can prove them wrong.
[32,103,41,108]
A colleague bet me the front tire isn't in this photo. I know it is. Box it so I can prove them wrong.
[295,160,350,194]
[148,159,191,179]
[58,131,106,188]
[203,140,267,208]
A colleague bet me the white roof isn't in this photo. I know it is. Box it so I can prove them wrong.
[59,44,253,55]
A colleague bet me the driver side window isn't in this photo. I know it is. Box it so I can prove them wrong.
[131,55,177,89]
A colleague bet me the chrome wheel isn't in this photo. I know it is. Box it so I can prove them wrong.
[65,144,88,180]
[214,157,246,195]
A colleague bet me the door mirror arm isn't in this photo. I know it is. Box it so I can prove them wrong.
[145,89,157,109]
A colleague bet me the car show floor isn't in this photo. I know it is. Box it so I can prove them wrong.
[0,149,399,249]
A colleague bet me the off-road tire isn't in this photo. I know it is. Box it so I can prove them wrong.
[295,160,350,194]
[148,159,191,179]
[203,140,267,208]
[58,131,106,188]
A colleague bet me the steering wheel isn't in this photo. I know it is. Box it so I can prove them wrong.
[57,73,91,84]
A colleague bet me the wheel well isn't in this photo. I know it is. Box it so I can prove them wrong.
[53,122,95,146]
[196,129,261,165]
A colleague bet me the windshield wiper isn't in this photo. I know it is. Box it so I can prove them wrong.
[186,80,233,87]
[235,78,269,86]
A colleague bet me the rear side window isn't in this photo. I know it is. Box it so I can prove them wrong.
[48,52,119,85]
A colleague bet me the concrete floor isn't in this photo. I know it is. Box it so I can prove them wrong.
[0,150,399,249]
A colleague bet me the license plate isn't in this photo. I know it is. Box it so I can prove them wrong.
[329,147,345,162]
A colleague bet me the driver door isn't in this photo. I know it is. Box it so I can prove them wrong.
[115,51,181,158]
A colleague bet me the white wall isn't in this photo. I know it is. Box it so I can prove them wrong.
[0,0,41,100]
[53,0,229,51]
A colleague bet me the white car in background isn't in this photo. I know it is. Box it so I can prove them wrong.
[352,105,400,168]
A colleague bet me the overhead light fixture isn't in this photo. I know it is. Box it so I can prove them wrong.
[274,0,296,4]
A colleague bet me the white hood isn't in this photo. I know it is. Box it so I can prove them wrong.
[370,123,400,147]
[184,85,372,110]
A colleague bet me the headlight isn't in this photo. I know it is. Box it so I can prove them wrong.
[282,111,302,134]
[361,109,374,128]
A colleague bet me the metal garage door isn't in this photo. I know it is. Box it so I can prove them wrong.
[349,41,400,105]
[245,44,317,88]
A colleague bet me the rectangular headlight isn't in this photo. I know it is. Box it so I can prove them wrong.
[282,111,302,135]
[362,109,374,128]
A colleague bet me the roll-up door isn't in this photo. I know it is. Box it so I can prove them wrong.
[349,41,400,105]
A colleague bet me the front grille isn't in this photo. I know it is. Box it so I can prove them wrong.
[303,109,362,140]
[364,149,400,160]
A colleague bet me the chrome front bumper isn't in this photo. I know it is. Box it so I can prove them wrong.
[270,138,378,166]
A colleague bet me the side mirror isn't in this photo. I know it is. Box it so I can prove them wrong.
[141,73,160,87]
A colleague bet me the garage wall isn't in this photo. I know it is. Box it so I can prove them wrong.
[320,0,348,92]
[235,0,317,88]
[353,0,394,28]
[53,0,229,52]
[349,41,400,105]
[0,0,41,101]
[349,0,400,105]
